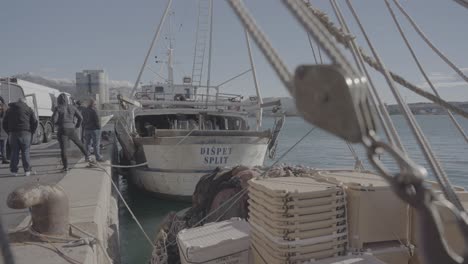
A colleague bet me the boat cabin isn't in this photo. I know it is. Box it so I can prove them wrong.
[134,110,249,137]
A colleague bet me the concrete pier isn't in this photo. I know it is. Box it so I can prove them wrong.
[0,135,120,264]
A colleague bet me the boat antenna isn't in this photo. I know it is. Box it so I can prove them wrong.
[204,0,214,108]
[244,30,263,130]
[168,10,175,93]
[130,0,173,98]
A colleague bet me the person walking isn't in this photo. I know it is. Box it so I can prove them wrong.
[2,98,38,176]
[83,99,103,162]
[75,100,87,142]
[0,97,10,164]
[52,93,89,171]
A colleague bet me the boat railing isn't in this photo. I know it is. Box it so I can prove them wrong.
[137,98,259,113]
[143,129,272,138]
[101,108,137,133]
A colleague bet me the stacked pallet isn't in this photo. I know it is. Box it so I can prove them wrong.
[248,177,348,264]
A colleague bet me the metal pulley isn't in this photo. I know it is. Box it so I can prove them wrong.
[293,65,376,143]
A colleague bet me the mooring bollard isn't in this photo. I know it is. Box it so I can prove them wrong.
[7,184,69,236]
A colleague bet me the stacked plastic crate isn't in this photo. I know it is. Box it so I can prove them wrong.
[315,170,412,264]
[248,177,348,264]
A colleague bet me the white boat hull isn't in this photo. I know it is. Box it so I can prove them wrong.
[130,134,269,199]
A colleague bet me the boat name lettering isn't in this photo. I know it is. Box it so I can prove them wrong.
[200,146,232,165]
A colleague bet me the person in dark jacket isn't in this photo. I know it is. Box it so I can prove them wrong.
[0,96,10,164]
[52,93,89,171]
[75,100,87,142]
[2,98,38,176]
[83,99,103,161]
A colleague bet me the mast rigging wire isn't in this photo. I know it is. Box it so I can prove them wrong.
[131,0,173,97]
[345,0,464,211]
[306,33,319,64]
[383,0,468,143]
[329,0,405,151]
[304,5,468,120]
[453,0,468,10]
[392,0,468,84]
[322,0,365,170]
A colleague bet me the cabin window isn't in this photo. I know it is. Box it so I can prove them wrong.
[135,114,199,137]
[203,115,247,131]
[0,84,24,103]
[155,86,164,93]
[184,88,191,99]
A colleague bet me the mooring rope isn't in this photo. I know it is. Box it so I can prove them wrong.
[93,162,156,248]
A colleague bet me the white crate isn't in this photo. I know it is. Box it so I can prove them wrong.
[177,218,251,264]
[316,171,409,249]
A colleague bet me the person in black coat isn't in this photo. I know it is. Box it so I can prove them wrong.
[2,98,38,176]
[83,99,103,161]
[0,96,9,164]
[52,93,89,171]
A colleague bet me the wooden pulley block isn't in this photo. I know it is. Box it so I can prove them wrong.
[293,65,376,143]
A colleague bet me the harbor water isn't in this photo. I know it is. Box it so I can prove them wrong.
[119,115,468,263]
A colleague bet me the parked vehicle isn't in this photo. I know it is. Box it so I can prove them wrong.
[0,77,69,144]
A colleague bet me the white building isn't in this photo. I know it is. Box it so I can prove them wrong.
[75,69,109,105]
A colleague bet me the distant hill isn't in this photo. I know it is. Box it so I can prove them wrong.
[12,73,132,99]
[262,97,298,116]
[14,73,76,94]
[386,102,468,115]
[253,97,468,117]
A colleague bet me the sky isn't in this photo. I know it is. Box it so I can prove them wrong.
[1,0,467,103]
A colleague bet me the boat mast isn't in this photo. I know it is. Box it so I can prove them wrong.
[244,30,263,130]
[130,0,173,98]
[168,11,174,92]
[204,0,214,108]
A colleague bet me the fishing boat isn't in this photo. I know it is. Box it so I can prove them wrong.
[141,0,468,264]
[115,0,283,200]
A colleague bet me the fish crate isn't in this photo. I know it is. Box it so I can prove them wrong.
[248,177,348,263]
[315,171,410,249]
[176,218,251,264]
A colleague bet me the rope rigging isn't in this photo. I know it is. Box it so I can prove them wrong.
[225,1,468,263]
[382,0,468,143]
[329,0,406,152]
[453,0,468,9]
[305,4,468,120]
[344,0,464,211]
[305,1,365,169]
